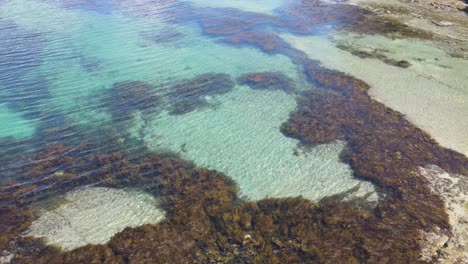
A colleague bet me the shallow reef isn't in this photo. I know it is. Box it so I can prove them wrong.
[165,73,234,115]
[103,81,161,122]
[237,72,296,94]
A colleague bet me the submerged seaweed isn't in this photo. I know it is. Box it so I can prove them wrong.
[280,59,468,262]
[336,44,411,68]
[237,72,296,94]
[103,81,161,122]
[0,0,467,263]
[165,73,235,115]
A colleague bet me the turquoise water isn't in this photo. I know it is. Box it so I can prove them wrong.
[1,0,367,200]
[0,0,466,252]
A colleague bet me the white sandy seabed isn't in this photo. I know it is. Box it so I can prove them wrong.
[25,187,165,251]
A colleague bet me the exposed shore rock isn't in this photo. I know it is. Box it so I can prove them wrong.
[419,165,468,263]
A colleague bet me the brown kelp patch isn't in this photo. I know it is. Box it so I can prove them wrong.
[281,59,468,261]
[281,0,435,40]
[179,0,435,52]
[237,71,296,94]
[103,81,161,122]
[1,125,466,263]
[221,30,291,55]
[0,147,370,263]
[165,73,235,115]
[1,2,466,263]
[0,145,238,263]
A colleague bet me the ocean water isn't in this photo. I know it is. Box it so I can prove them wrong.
[0,0,466,255]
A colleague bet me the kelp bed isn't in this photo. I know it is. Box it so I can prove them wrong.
[1,0,468,263]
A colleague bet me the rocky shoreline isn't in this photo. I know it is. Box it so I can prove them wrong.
[348,0,468,58]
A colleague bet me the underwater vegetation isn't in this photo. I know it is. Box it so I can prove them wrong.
[165,73,235,115]
[336,44,411,68]
[3,111,466,263]
[280,59,468,262]
[101,73,235,118]
[1,0,467,263]
[174,0,437,51]
[1,55,467,262]
[237,72,296,94]
[103,81,161,122]
[221,31,291,55]
[282,0,435,40]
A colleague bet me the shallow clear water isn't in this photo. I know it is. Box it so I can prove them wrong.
[0,0,466,253]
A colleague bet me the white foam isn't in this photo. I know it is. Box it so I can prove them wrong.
[26,187,165,251]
